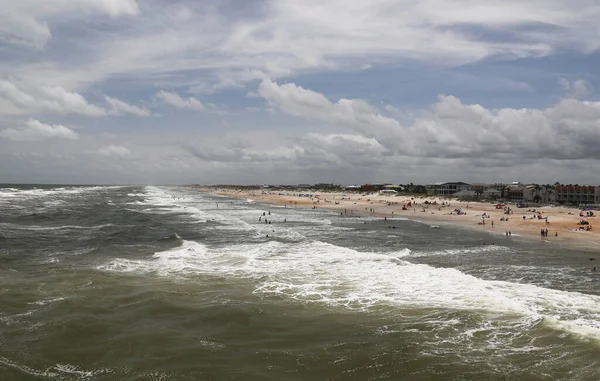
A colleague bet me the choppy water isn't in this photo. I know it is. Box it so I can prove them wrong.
[1,185,599,380]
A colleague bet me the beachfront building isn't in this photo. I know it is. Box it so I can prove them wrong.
[487,183,508,192]
[313,183,340,190]
[453,189,477,198]
[426,182,471,196]
[554,185,600,205]
[522,185,556,204]
[470,183,486,194]
[383,184,404,192]
[506,184,526,202]
[360,184,387,192]
[483,188,502,200]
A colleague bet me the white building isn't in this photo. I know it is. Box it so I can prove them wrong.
[426,182,471,196]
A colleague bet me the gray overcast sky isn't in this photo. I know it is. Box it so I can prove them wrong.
[2,0,600,185]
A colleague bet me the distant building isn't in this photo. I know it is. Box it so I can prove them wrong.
[470,183,487,194]
[453,189,477,198]
[487,183,508,192]
[554,185,600,205]
[506,184,526,202]
[360,184,385,192]
[383,184,404,191]
[426,182,471,196]
[482,188,502,199]
[522,185,556,204]
[314,183,338,189]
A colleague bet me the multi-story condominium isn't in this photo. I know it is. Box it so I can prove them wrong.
[426,182,471,196]
[506,184,526,202]
[522,185,556,203]
[554,185,600,205]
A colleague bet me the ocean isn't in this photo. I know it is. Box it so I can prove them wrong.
[1,185,599,380]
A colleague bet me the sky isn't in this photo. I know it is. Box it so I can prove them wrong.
[2,0,600,185]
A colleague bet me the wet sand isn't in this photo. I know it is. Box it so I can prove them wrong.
[194,188,600,251]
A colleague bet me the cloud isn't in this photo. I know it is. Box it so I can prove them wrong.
[0,118,78,141]
[4,1,600,184]
[0,80,106,116]
[256,80,600,162]
[105,96,151,116]
[0,0,139,49]
[258,79,402,147]
[5,1,600,93]
[97,144,132,158]
[0,80,151,117]
[558,78,592,98]
[156,90,203,110]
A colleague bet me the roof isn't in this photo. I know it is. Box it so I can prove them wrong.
[431,181,471,186]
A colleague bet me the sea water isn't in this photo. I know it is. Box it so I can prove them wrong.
[1,185,599,380]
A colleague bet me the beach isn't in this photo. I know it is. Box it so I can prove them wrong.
[198,187,600,250]
[2,184,600,380]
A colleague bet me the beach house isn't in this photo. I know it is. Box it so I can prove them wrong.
[425,182,471,196]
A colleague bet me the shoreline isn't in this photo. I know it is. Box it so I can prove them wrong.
[189,187,600,252]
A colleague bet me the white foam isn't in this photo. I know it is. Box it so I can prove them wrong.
[0,222,114,231]
[414,245,510,257]
[29,297,65,305]
[98,240,209,276]
[0,186,125,199]
[98,238,600,341]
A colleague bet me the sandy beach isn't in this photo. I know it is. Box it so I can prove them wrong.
[194,187,600,251]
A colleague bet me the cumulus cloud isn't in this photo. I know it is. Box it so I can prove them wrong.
[0,80,150,117]
[258,79,402,147]
[256,80,600,162]
[105,96,151,116]
[558,78,592,98]
[156,90,203,110]
[0,118,78,141]
[4,1,600,184]
[0,0,139,48]
[97,145,132,158]
[0,80,106,116]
